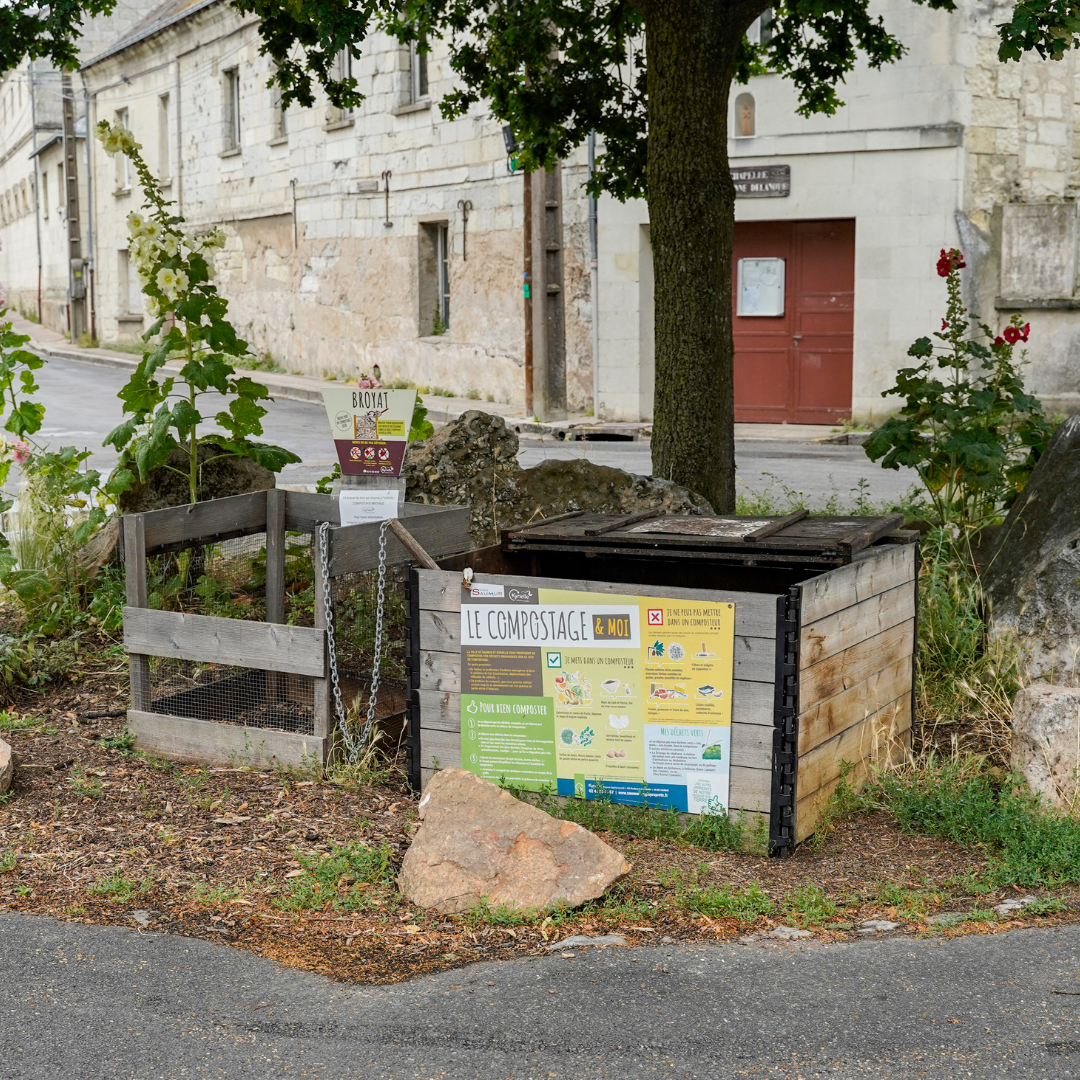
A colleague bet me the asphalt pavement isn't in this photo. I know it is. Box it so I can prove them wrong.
[30,353,916,507]
[2,913,1079,1078]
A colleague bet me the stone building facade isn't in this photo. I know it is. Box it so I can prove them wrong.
[598,0,1080,423]
[0,4,157,331]
[80,0,594,411]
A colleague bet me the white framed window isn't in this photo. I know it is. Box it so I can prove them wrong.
[331,48,354,120]
[223,68,241,150]
[418,221,450,334]
[271,75,287,140]
[436,222,449,329]
[409,37,429,103]
[158,93,170,179]
[747,8,775,45]
[115,108,131,189]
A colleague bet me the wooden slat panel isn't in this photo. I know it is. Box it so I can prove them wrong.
[419,681,775,733]
[799,620,914,709]
[140,490,268,551]
[284,490,339,530]
[797,693,912,802]
[128,710,326,769]
[800,544,915,624]
[417,569,781,639]
[123,607,325,676]
[800,582,915,668]
[798,655,912,756]
[330,507,471,576]
[794,756,873,845]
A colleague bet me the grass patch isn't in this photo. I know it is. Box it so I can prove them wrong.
[508,785,748,853]
[677,882,775,921]
[68,768,103,799]
[783,883,839,927]
[0,711,41,732]
[275,841,393,913]
[88,871,151,901]
[188,882,241,904]
[0,848,16,872]
[871,757,1080,887]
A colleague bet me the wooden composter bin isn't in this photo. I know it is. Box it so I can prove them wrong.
[406,512,918,852]
[122,490,469,770]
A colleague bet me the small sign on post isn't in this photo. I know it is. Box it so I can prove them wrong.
[322,387,417,524]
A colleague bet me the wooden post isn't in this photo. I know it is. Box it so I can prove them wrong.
[311,524,333,743]
[264,489,286,707]
[529,163,567,421]
[264,489,286,625]
[123,515,151,712]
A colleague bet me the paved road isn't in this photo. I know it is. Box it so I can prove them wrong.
[32,354,916,507]
[2,914,1079,1078]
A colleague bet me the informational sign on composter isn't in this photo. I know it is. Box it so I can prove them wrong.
[321,387,416,476]
[338,487,400,525]
[459,584,735,814]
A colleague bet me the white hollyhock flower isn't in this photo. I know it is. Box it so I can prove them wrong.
[156,267,180,298]
[157,234,179,258]
[126,211,147,236]
[142,220,161,242]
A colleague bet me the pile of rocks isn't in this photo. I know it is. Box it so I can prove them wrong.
[403,410,712,546]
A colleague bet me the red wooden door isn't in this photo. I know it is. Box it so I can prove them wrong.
[732,219,854,423]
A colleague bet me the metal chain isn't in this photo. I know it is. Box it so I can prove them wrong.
[317,519,389,765]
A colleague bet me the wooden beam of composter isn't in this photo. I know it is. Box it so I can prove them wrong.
[742,509,809,543]
[388,519,440,570]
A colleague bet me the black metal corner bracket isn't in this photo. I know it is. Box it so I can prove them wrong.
[405,566,422,793]
[769,585,801,856]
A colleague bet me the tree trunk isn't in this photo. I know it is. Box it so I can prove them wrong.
[643,1,761,513]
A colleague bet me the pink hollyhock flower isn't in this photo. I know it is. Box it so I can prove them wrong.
[11,439,29,465]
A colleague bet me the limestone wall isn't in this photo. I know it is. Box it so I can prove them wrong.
[84,2,594,411]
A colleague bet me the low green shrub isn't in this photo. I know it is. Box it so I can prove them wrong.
[276,840,393,912]
[873,758,1080,887]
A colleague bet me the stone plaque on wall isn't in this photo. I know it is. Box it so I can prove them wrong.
[1000,202,1078,299]
[732,165,790,198]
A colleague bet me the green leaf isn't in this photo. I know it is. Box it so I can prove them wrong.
[907,337,934,358]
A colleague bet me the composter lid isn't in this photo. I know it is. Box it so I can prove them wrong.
[503,510,909,566]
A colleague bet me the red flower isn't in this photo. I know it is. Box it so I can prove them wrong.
[1021,322,1031,342]
[994,336,1005,346]
[941,318,948,331]
[936,247,967,277]
[1003,326,1022,345]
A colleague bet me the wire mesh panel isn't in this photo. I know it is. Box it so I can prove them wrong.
[147,656,316,736]
[144,530,319,624]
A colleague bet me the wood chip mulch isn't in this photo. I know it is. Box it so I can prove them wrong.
[2,645,1078,985]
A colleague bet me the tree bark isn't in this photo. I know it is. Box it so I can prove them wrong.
[642,0,763,513]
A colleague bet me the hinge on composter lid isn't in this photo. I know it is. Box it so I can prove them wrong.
[773,751,794,766]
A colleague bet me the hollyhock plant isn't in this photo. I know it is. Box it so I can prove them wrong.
[95,119,299,505]
[865,249,1054,532]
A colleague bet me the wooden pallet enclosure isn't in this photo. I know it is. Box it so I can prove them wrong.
[123,491,469,769]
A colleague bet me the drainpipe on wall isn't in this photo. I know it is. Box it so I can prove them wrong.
[29,65,43,324]
[587,131,599,420]
[80,71,97,343]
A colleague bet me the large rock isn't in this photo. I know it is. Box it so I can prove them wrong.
[0,737,11,797]
[404,410,712,545]
[1011,682,1080,811]
[983,415,1080,682]
[118,443,274,514]
[399,768,631,914]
